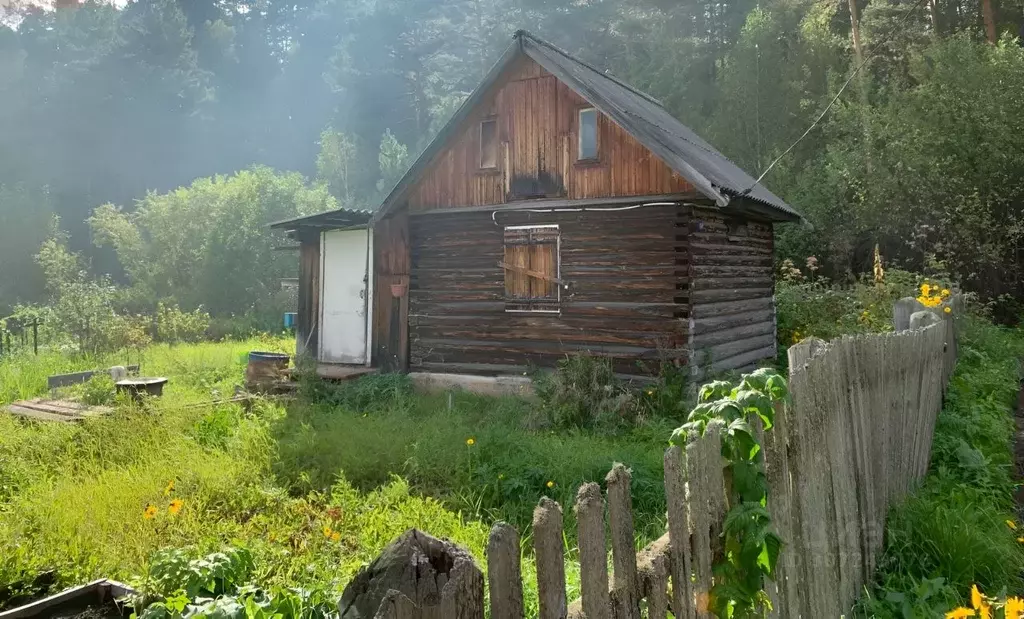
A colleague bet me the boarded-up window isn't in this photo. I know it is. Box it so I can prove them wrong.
[578,107,598,160]
[480,118,498,169]
[502,225,560,312]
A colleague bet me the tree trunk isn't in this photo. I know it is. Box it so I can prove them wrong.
[981,0,997,43]
[928,0,942,37]
[848,0,873,170]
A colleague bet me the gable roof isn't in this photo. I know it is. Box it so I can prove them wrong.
[375,30,800,222]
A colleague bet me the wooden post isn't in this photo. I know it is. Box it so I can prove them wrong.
[637,540,670,619]
[487,522,523,619]
[533,498,567,619]
[605,464,640,619]
[575,482,611,619]
[663,446,694,619]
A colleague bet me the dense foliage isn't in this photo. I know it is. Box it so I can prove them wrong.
[3,0,1024,316]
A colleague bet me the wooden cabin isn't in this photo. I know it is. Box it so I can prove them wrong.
[272,31,801,380]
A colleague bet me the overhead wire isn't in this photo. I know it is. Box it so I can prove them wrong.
[741,0,932,195]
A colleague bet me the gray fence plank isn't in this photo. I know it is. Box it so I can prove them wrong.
[533,498,567,619]
[487,522,523,619]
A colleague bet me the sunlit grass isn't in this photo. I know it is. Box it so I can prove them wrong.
[0,336,655,615]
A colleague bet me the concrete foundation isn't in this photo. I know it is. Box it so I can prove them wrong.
[408,372,535,398]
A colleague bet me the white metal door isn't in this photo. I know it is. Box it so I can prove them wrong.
[319,229,370,364]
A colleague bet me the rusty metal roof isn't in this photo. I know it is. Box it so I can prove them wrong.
[268,207,373,231]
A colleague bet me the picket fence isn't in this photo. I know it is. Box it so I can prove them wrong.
[375,307,958,619]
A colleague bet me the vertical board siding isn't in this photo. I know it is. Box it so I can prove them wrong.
[296,234,321,360]
[407,58,693,212]
[688,207,776,375]
[373,214,410,370]
[407,206,688,375]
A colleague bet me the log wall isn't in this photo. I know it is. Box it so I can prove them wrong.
[407,205,689,375]
[406,57,693,211]
[687,207,777,375]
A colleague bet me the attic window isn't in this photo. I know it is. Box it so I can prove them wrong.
[480,118,498,169]
[578,108,598,160]
[502,225,560,313]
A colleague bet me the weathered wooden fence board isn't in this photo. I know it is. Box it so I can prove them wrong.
[369,309,959,619]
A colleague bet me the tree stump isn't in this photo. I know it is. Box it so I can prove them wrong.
[338,529,484,619]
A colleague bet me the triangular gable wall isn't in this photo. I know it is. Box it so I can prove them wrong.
[404,55,696,213]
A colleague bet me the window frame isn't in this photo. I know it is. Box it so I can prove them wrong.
[479,117,499,170]
[502,224,561,314]
[577,107,599,162]
[726,218,749,241]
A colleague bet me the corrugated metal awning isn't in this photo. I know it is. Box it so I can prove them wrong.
[268,208,373,231]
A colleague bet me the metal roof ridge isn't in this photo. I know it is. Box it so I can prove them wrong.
[514,31,664,107]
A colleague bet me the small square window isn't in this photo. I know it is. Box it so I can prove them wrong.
[479,118,498,169]
[578,107,598,160]
[727,218,748,239]
[502,225,560,313]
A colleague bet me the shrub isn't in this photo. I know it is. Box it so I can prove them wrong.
[77,374,115,406]
[155,304,210,344]
[533,355,639,430]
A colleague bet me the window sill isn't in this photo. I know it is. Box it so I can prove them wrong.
[573,159,604,169]
[476,167,502,177]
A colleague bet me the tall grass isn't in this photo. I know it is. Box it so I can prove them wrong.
[856,317,1024,616]
[276,374,671,540]
[0,338,666,615]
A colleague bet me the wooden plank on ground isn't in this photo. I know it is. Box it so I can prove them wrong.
[6,405,81,422]
[6,398,114,422]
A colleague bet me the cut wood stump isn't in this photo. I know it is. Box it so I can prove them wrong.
[338,529,484,619]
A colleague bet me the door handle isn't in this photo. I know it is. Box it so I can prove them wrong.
[359,289,365,299]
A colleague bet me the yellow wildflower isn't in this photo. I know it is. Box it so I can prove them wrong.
[163,479,175,496]
[546,480,555,488]
[143,504,157,520]
[1017,536,1024,543]
[971,585,991,618]
[941,288,951,297]
[646,389,654,395]
[1007,520,1017,530]
[945,609,975,619]
[466,438,476,446]
[944,306,952,314]
[168,499,183,516]
[330,531,341,543]
[323,525,333,539]
[1005,596,1024,618]
[921,283,931,296]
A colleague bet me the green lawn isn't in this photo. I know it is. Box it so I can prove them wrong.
[0,339,671,613]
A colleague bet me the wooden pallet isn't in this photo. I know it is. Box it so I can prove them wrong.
[5,398,113,422]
